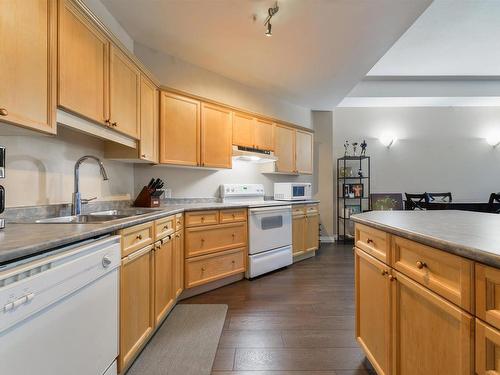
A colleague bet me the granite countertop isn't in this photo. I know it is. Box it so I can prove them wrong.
[0,200,319,266]
[351,210,500,268]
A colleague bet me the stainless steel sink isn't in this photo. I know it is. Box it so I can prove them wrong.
[32,208,161,224]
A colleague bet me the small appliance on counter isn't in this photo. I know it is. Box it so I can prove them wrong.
[0,146,5,229]
[274,182,312,201]
[133,178,165,207]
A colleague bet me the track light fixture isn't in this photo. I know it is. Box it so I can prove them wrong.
[264,2,279,37]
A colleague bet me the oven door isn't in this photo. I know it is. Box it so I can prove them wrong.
[248,206,292,255]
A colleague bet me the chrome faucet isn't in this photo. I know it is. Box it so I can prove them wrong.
[72,155,108,215]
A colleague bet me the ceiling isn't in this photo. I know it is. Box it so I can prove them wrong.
[102,0,431,110]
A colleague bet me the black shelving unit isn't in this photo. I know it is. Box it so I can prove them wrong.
[337,156,371,243]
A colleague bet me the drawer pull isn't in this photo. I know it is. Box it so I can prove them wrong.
[201,266,206,272]
[136,234,143,240]
[416,261,427,269]
[366,239,374,244]
[231,260,235,264]
[164,224,170,229]
[388,275,397,282]
[201,217,205,222]
[0,108,8,116]
[380,269,388,276]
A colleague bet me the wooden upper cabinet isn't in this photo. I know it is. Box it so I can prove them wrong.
[254,118,274,151]
[201,103,232,168]
[391,271,473,375]
[139,76,158,163]
[0,0,56,133]
[355,248,391,375]
[295,130,313,174]
[232,112,255,148]
[160,92,200,166]
[274,124,296,173]
[59,0,109,125]
[109,45,140,138]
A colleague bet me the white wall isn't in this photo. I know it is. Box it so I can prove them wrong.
[134,43,312,129]
[333,107,500,222]
[1,128,134,207]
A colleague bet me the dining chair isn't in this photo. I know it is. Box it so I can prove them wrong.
[428,192,452,202]
[488,193,500,213]
[405,193,429,210]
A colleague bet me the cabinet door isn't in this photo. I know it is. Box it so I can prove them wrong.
[355,248,391,375]
[391,270,473,375]
[476,263,500,330]
[255,119,274,151]
[160,92,200,166]
[174,231,184,299]
[232,112,255,148]
[154,236,175,325]
[0,0,56,133]
[296,130,313,174]
[120,246,155,372]
[109,45,140,138]
[304,213,319,252]
[274,124,296,173]
[292,214,305,256]
[476,319,500,375]
[201,103,233,168]
[139,76,158,162]
[58,0,109,125]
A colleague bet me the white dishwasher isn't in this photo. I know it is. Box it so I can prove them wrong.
[0,235,121,375]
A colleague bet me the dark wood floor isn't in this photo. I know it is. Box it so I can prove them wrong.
[182,243,375,375]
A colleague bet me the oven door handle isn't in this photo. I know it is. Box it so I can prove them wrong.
[250,205,292,214]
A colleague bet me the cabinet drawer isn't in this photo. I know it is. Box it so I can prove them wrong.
[120,222,154,257]
[185,210,219,227]
[305,204,319,215]
[185,248,246,288]
[355,224,390,264]
[175,213,183,231]
[219,209,247,224]
[155,215,175,241]
[185,222,247,258]
[476,319,500,375]
[292,205,306,217]
[392,236,473,312]
[476,263,500,330]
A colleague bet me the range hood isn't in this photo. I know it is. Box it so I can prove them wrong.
[232,146,277,163]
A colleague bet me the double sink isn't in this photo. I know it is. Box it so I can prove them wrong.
[33,208,160,224]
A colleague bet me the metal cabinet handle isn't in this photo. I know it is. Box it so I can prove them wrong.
[141,154,147,158]
[111,122,117,127]
[416,261,427,269]
[201,266,206,272]
[380,269,388,276]
[102,256,112,268]
[366,239,374,244]
[0,108,8,116]
[388,275,397,282]
[136,234,143,240]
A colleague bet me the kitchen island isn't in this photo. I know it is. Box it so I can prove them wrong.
[351,210,500,375]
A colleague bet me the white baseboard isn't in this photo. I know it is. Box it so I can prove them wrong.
[320,236,336,243]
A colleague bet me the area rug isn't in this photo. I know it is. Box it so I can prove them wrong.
[127,304,228,375]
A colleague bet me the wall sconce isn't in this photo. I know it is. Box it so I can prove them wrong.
[486,135,500,148]
[379,135,397,149]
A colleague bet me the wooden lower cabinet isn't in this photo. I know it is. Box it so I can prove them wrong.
[292,214,305,256]
[153,236,175,325]
[391,270,473,375]
[304,212,319,251]
[355,248,391,375]
[119,245,155,372]
[173,231,184,298]
[292,204,319,258]
[476,319,500,375]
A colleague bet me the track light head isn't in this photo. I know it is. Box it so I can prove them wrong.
[265,22,272,36]
[264,2,278,37]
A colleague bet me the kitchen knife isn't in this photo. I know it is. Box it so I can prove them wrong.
[151,178,161,190]
[147,178,155,189]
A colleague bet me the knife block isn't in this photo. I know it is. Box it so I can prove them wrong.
[133,186,161,208]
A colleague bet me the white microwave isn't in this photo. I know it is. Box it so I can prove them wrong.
[274,183,312,201]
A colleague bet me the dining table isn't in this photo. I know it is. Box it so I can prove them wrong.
[414,200,500,212]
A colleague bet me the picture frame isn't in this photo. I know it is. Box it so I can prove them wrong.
[339,166,353,178]
[343,183,364,198]
[370,193,403,211]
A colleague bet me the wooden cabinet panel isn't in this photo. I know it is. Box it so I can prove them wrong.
[159,92,200,166]
[355,223,391,264]
[274,125,296,173]
[119,245,155,372]
[295,130,313,174]
[219,209,247,224]
[173,231,184,298]
[109,45,140,138]
[304,212,319,252]
[185,248,245,288]
[476,319,500,375]
[154,236,175,325]
[59,0,109,125]
[392,236,473,312]
[476,263,500,330]
[255,119,274,151]
[292,215,305,256]
[120,222,154,258]
[185,222,247,258]
[355,248,391,375]
[391,271,473,375]
[139,76,158,162]
[201,102,232,168]
[232,112,255,148]
[155,215,176,241]
[0,0,56,133]
[185,210,219,227]
[175,213,184,231]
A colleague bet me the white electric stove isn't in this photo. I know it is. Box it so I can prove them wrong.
[220,184,293,278]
